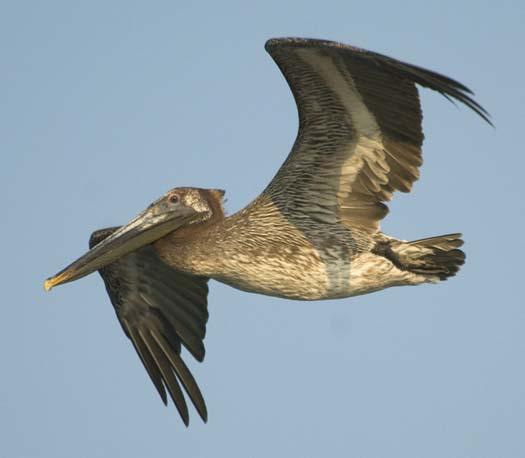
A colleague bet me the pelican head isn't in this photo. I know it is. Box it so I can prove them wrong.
[44,187,222,291]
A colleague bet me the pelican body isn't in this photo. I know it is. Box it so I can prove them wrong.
[154,189,457,301]
[45,38,489,426]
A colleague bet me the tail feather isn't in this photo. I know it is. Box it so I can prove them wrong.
[375,233,465,281]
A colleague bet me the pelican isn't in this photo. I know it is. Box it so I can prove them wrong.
[45,38,490,425]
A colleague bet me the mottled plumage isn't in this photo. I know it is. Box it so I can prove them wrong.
[46,38,490,426]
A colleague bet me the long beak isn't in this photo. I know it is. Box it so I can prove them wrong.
[44,204,197,291]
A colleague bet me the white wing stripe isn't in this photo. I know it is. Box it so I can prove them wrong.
[297,50,388,200]
[296,49,381,136]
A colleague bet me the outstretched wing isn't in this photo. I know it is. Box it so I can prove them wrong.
[90,228,209,426]
[262,38,490,232]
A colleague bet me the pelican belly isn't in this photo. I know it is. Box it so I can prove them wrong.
[205,249,427,301]
[209,244,333,300]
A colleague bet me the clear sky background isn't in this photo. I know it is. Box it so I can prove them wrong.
[2,1,524,457]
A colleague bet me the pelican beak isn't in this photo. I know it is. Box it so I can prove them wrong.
[44,202,198,291]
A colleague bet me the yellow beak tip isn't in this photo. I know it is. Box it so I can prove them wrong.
[44,279,54,292]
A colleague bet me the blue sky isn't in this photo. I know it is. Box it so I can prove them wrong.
[2,1,524,457]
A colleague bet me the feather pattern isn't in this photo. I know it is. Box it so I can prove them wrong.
[260,38,490,233]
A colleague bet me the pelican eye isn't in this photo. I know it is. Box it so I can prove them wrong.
[169,194,180,204]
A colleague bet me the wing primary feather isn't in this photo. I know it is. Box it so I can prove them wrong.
[149,307,206,363]
[388,61,492,125]
[122,319,168,405]
[150,330,208,423]
[149,304,206,361]
[139,329,190,426]
[145,287,206,337]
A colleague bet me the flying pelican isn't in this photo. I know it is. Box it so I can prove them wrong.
[45,38,490,425]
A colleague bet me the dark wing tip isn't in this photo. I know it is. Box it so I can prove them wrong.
[149,330,208,423]
[397,60,492,126]
[119,306,208,426]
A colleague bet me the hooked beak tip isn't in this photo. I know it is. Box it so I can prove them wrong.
[44,278,54,292]
[44,271,70,292]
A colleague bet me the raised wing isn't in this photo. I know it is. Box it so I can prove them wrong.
[262,38,490,232]
[90,228,209,426]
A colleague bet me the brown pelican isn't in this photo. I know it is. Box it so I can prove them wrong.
[44,38,490,425]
